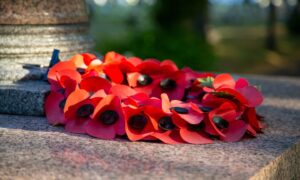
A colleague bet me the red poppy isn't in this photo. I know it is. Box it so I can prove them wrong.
[159,59,179,75]
[101,51,136,84]
[63,89,102,134]
[182,67,215,85]
[47,60,76,84]
[85,95,125,139]
[123,105,155,141]
[244,107,263,136]
[182,70,215,104]
[151,70,187,100]
[127,56,143,66]
[79,76,112,94]
[145,105,185,144]
[122,93,151,107]
[126,61,161,94]
[110,84,137,99]
[160,94,212,144]
[45,69,82,127]
[44,91,67,125]
[49,69,81,96]
[70,53,102,76]
[126,59,179,96]
[70,53,98,68]
[201,73,263,108]
[205,101,247,142]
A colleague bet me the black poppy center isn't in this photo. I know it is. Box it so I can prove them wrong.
[57,89,65,94]
[158,116,175,131]
[213,116,229,129]
[59,99,66,109]
[76,68,86,75]
[128,114,147,131]
[137,74,153,86]
[198,92,206,100]
[171,107,189,114]
[76,104,94,118]
[188,121,205,131]
[160,78,177,90]
[199,106,213,113]
[99,110,119,125]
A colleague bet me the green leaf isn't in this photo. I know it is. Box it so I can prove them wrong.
[197,77,214,88]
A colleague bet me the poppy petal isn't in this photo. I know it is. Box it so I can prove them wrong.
[44,91,66,125]
[82,53,97,65]
[127,57,142,66]
[221,120,247,142]
[213,73,235,89]
[137,59,161,74]
[153,130,185,144]
[90,89,107,99]
[238,86,263,107]
[247,124,257,137]
[127,72,140,87]
[110,84,137,99]
[170,102,203,125]
[180,128,213,144]
[80,76,111,93]
[235,78,249,89]
[85,119,116,139]
[69,54,86,68]
[64,89,90,113]
[160,60,178,74]
[244,108,261,131]
[103,51,126,64]
[161,93,171,113]
[65,118,87,134]
[48,61,76,82]
[103,64,124,84]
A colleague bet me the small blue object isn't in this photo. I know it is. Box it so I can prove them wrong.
[49,49,60,68]
[44,49,61,82]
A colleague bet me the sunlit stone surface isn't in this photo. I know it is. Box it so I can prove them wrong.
[0,0,94,81]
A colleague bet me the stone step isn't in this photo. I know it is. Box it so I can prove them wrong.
[0,81,49,116]
[0,112,299,179]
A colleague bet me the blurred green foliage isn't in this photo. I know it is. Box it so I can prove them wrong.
[91,0,216,71]
[89,0,300,76]
[99,29,216,70]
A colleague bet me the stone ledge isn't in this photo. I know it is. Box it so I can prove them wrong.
[0,81,49,116]
[0,106,299,179]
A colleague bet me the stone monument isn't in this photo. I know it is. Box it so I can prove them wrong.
[0,0,94,115]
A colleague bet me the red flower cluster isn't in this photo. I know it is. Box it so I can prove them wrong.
[45,51,264,144]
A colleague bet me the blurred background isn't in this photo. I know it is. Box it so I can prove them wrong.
[86,0,300,76]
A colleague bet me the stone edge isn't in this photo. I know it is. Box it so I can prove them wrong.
[250,142,300,180]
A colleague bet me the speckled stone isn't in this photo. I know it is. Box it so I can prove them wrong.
[0,24,94,81]
[0,81,49,116]
[0,0,88,24]
[0,0,94,81]
[0,75,299,179]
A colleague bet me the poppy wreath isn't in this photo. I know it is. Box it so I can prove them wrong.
[45,51,264,144]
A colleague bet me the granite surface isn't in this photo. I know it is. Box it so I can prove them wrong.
[0,24,94,72]
[0,0,88,24]
[0,75,299,179]
[0,0,94,81]
[0,81,49,116]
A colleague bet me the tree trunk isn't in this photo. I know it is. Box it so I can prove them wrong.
[287,0,300,35]
[153,0,209,39]
[266,1,277,51]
